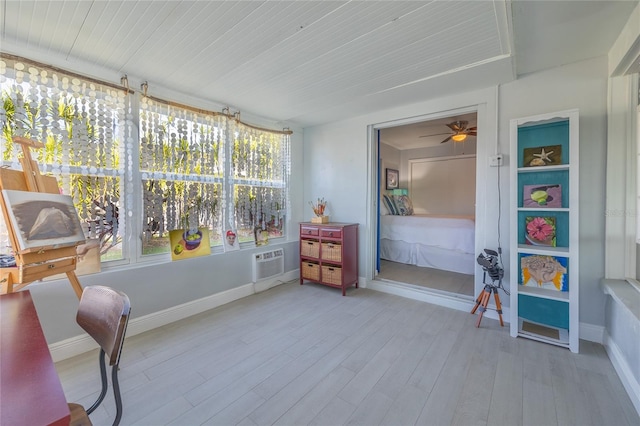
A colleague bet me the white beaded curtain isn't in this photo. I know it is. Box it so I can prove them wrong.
[139,96,223,249]
[0,57,128,259]
[232,122,288,236]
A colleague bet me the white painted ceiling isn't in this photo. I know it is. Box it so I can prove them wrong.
[380,112,477,149]
[1,0,637,131]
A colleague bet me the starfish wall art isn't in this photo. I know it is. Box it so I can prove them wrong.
[522,144,563,167]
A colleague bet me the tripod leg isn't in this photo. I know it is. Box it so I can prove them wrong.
[492,288,504,327]
[470,290,485,315]
[475,288,491,328]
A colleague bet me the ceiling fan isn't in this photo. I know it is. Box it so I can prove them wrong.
[419,120,477,143]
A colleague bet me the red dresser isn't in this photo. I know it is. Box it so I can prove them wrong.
[299,222,358,296]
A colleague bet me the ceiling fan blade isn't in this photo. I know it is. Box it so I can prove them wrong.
[467,131,477,136]
[446,120,468,132]
[467,126,477,131]
[419,132,451,138]
[440,135,452,144]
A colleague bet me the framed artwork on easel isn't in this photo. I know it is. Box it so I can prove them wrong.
[0,136,86,298]
[2,189,86,253]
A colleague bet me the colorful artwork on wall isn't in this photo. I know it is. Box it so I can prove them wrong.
[523,184,562,208]
[521,254,568,291]
[525,216,557,247]
[169,227,211,261]
[523,144,562,167]
[223,229,240,252]
[255,226,269,247]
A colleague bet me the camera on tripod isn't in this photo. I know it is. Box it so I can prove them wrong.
[477,248,504,282]
[472,248,506,327]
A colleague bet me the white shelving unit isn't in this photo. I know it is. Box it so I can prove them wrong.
[509,109,579,353]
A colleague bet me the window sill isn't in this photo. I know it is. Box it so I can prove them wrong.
[602,278,640,323]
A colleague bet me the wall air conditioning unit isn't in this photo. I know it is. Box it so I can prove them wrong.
[252,248,284,283]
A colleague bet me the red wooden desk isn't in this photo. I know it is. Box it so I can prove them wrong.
[1,290,70,425]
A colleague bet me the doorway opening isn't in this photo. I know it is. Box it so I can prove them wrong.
[374,110,478,299]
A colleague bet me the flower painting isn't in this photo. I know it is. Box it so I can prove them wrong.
[525,216,556,247]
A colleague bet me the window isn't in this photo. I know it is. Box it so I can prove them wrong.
[139,98,289,254]
[139,98,224,255]
[231,121,288,243]
[1,56,129,262]
[0,55,290,265]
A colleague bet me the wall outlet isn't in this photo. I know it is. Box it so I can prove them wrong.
[489,154,503,167]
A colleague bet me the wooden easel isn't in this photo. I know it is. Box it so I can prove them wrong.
[0,137,84,299]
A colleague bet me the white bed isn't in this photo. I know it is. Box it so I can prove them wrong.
[380,214,475,275]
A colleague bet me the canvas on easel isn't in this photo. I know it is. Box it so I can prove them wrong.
[2,190,86,253]
[0,136,85,298]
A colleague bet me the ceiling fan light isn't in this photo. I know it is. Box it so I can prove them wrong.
[451,134,467,142]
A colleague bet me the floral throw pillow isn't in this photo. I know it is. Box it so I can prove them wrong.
[394,195,414,216]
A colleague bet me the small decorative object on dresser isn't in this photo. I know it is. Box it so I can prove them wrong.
[309,198,329,223]
[300,222,358,296]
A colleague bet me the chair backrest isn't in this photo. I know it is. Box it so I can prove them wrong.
[76,286,131,366]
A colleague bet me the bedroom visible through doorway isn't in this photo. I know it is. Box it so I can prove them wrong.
[376,112,477,298]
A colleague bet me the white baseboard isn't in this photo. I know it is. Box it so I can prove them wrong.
[368,279,500,318]
[370,280,607,344]
[603,330,640,416]
[49,271,298,362]
[253,269,298,293]
[579,322,604,344]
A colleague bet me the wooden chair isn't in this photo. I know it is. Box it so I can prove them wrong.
[68,286,131,426]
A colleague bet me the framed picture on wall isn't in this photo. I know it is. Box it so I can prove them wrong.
[522,144,562,167]
[386,168,399,190]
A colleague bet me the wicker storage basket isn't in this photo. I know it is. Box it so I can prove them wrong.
[322,265,342,286]
[301,240,320,258]
[321,242,341,262]
[302,262,320,281]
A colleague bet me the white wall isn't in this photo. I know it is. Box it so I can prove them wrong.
[380,142,478,215]
[304,86,498,298]
[407,156,476,216]
[304,56,610,329]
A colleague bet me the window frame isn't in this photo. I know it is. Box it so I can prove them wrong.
[136,96,290,260]
[0,57,291,269]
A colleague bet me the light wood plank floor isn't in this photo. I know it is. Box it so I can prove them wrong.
[56,281,638,426]
[377,260,474,297]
